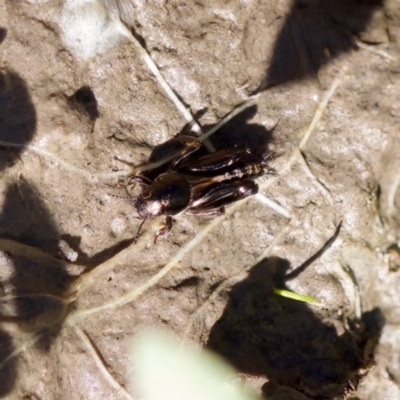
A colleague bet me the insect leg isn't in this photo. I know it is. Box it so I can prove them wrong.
[188,179,258,212]
[154,216,173,244]
[178,146,250,173]
[126,174,153,196]
[134,219,147,243]
[170,136,202,168]
[185,206,225,216]
[211,162,275,182]
[127,175,152,186]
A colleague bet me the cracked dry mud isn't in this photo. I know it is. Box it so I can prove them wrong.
[1,0,400,399]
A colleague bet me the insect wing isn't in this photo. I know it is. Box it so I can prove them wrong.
[178,147,251,173]
[188,179,258,211]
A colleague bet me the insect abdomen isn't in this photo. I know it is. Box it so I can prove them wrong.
[220,163,264,181]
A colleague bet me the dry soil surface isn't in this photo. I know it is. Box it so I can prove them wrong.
[1,0,400,399]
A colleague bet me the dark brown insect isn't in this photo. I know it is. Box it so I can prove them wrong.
[129,135,273,242]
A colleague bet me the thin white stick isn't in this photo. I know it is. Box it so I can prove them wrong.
[279,64,348,178]
[113,19,215,152]
[74,327,134,400]
[354,39,395,62]
[0,238,66,266]
[296,150,334,205]
[299,65,348,150]
[0,335,40,371]
[73,213,224,317]
[0,140,130,181]
[0,140,94,179]
[254,193,291,218]
[387,171,400,217]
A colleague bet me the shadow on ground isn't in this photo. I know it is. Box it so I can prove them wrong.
[203,105,274,160]
[141,105,273,183]
[264,0,384,89]
[0,178,139,394]
[0,70,37,171]
[0,67,39,396]
[207,257,384,398]
[0,179,72,395]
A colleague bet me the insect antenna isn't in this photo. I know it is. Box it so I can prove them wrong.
[107,192,132,200]
[106,192,142,208]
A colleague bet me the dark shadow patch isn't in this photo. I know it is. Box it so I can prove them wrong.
[166,276,200,291]
[130,26,148,51]
[142,105,273,181]
[60,233,136,272]
[0,70,37,171]
[68,86,99,120]
[202,105,274,160]
[0,329,17,396]
[264,0,384,89]
[0,179,61,255]
[0,179,73,354]
[207,257,383,398]
[285,221,342,282]
[0,27,7,45]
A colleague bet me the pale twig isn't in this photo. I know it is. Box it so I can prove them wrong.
[133,152,184,173]
[275,64,348,206]
[333,20,395,63]
[320,240,362,320]
[354,39,395,62]
[0,140,129,181]
[298,64,348,151]
[112,19,215,152]
[254,193,291,219]
[0,334,40,371]
[72,211,225,317]
[387,171,400,217]
[0,238,67,267]
[74,327,134,400]
[297,150,334,205]
[0,140,93,179]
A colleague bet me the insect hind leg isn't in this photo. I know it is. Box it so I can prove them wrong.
[154,216,173,244]
[188,179,258,213]
[170,135,202,168]
[134,219,147,243]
